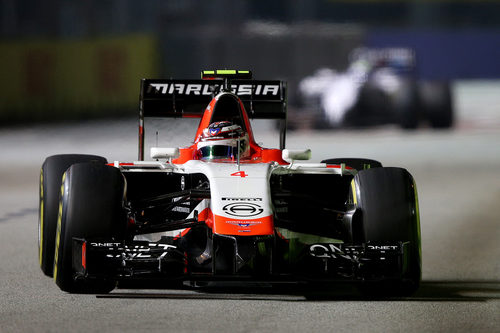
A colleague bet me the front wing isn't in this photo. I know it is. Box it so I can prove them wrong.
[72,237,412,285]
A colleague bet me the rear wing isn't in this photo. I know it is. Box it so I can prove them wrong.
[138,78,288,160]
[139,79,287,119]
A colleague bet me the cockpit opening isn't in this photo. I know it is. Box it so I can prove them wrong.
[210,94,246,131]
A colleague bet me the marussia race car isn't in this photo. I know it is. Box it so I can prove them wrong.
[38,70,421,296]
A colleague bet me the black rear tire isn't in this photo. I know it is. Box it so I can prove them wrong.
[351,167,421,296]
[419,81,453,129]
[53,163,125,293]
[396,80,419,130]
[321,158,382,171]
[39,154,107,277]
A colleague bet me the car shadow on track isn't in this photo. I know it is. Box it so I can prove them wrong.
[96,280,500,302]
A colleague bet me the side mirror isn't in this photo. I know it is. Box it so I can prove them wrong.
[150,147,180,160]
[282,149,311,161]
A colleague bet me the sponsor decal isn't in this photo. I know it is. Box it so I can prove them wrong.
[90,242,177,259]
[91,242,175,249]
[223,202,264,217]
[367,245,399,251]
[172,197,190,213]
[309,243,400,259]
[225,220,262,227]
[148,83,280,96]
[214,214,273,235]
[172,206,191,213]
[90,242,121,247]
[309,243,357,260]
[209,127,221,136]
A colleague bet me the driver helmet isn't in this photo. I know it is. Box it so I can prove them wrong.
[197,121,250,160]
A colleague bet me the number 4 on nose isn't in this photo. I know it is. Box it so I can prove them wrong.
[231,171,248,178]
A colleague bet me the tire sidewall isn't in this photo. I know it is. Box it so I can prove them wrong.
[54,163,124,293]
[39,154,107,277]
[353,167,421,294]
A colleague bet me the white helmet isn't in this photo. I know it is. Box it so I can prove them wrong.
[197,121,250,160]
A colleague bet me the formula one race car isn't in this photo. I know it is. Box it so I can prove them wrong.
[38,70,421,296]
[295,47,453,129]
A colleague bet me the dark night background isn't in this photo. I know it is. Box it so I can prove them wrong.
[1,0,499,123]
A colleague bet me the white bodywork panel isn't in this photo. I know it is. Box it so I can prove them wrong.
[182,160,274,221]
[121,158,355,240]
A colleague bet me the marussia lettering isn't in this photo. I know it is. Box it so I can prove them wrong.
[148,83,280,96]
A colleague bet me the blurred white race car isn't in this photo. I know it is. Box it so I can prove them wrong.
[297,47,453,129]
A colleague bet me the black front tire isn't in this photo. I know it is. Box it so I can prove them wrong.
[39,154,107,277]
[53,163,125,293]
[351,167,421,296]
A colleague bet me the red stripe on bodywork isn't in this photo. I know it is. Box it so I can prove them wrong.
[214,214,274,236]
[326,164,353,169]
[82,241,87,270]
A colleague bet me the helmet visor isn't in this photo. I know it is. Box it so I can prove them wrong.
[199,145,235,160]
